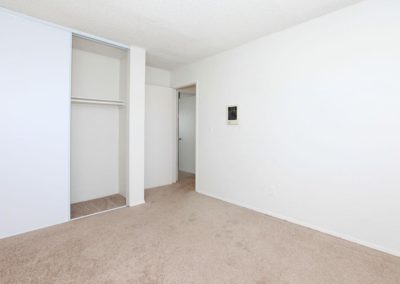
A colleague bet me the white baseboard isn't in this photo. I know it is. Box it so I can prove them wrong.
[128,199,145,207]
[179,169,195,174]
[197,190,400,258]
[71,205,127,221]
[1,204,132,239]
[145,181,175,190]
[0,217,70,240]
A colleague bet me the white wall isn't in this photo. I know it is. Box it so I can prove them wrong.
[145,66,177,188]
[145,85,177,188]
[70,104,120,203]
[0,11,71,238]
[179,93,196,174]
[172,0,400,256]
[146,66,171,87]
[72,49,121,100]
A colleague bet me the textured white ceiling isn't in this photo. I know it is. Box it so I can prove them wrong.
[0,0,364,70]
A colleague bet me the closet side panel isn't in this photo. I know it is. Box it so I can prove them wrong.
[0,12,71,238]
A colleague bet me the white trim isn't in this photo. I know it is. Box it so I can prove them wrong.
[0,221,69,240]
[128,199,146,207]
[197,190,400,258]
[144,182,175,190]
[1,202,139,239]
[71,205,128,221]
[67,33,73,221]
[176,91,180,182]
[0,7,130,50]
[72,33,128,51]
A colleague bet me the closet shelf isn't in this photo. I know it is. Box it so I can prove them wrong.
[71,97,125,106]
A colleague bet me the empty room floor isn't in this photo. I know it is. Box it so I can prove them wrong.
[1,177,399,283]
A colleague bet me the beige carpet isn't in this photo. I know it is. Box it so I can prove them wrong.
[178,170,195,182]
[71,194,126,219]
[1,174,399,283]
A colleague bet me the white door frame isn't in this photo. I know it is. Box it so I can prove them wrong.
[174,82,199,191]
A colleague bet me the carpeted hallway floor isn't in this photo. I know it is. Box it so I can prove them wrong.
[1,174,399,283]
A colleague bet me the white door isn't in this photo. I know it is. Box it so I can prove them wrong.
[0,11,71,238]
[178,93,196,174]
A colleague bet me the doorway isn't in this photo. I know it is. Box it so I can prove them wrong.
[177,85,196,186]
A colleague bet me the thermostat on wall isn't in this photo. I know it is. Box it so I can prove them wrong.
[227,105,238,125]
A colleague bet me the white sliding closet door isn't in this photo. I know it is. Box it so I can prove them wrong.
[0,11,71,238]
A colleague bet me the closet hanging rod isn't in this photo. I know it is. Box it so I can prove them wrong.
[71,97,125,106]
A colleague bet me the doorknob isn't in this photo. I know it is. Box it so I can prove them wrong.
[179,137,182,141]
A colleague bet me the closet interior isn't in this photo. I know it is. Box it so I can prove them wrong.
[70,35,129,219]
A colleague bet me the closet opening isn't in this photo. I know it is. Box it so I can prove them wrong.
[70,35,129,219]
